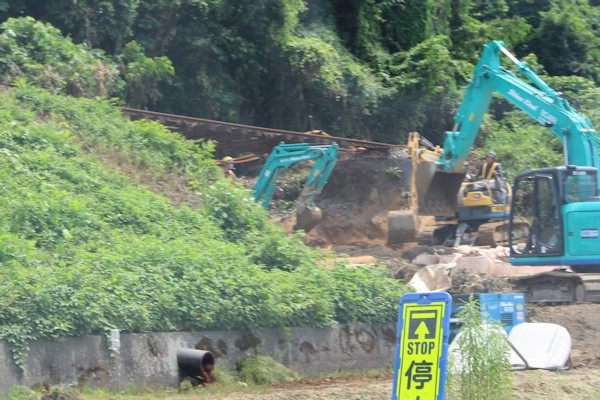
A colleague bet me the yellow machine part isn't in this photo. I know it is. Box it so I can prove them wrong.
[388,132,465,245]
[460,180,513,208]
[461,187,494,207]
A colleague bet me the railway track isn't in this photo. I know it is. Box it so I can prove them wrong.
[121,107,398,155]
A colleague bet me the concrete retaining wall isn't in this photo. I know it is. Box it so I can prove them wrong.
[0,323,397,393]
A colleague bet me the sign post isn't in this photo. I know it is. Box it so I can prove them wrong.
[391,292,452,400]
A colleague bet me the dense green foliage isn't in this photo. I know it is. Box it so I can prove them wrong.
[0,17,119,97]
[0,83,408,371]
[0,16,173,104]
[236,355,300,385]
[0,1,597,150]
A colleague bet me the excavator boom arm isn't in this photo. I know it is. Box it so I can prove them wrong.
[441,40,600,177]
[252,141,338,231]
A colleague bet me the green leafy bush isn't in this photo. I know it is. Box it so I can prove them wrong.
[117,41,174,108]
[329,264,411,324]
[446,297,512,400]
[201,180,267,243]
[0,386,38,400]
[237,355,300,385]
[0,17,119,97]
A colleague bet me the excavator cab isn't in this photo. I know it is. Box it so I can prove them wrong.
[509,166,600,303]
[509,166,600,264]
[461,176,511,210]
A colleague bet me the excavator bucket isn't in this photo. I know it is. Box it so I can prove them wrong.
[415,163,465,217]
[387,210,418,245]
[294,205,323,232]
[293,184,325,232]
[387,163,465,246]
[387,131,465,246]
[387,168,464,245]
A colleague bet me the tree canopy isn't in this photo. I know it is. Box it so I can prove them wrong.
[0,0,597,152]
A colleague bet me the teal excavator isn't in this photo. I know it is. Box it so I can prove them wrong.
[389,40,600,303]
[253,141,338,232]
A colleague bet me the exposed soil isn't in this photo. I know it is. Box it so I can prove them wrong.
[307,148,407,247]
[201,364,600,399]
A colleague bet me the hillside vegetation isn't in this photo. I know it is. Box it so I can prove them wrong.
[0,82,407,371]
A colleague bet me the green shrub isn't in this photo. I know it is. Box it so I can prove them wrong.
[330,263,409,324]
[0,386,38,400]
[237,355,300,385]
[0,17,119,97]
[201,180,267,243]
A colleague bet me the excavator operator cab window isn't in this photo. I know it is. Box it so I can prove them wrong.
[564,170,598,203]
[510,177,535,255]
[510,172,563,257]
[536,175,562,255]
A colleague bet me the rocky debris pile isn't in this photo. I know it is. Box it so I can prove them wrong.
[327,242,522,295]
[402,244,523,294]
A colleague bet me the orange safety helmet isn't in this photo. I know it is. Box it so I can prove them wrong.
[222,156,234,163]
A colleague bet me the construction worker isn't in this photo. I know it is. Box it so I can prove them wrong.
[478,151,508,204]
[478,151,503,180]
[222,156,236,179]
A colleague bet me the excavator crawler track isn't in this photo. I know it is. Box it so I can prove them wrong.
[516,271,600,304]
[476,220,530,247]
[416,225,463,246]
[477,221,508,247]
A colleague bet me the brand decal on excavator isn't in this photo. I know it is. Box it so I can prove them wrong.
[581,229,599,238]
[281,155,312,163]
[540,110,558,126]
[508,89,538,111]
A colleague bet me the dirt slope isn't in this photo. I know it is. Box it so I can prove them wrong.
[304,148,406,246]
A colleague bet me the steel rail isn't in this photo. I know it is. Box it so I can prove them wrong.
[121,107,398,154]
